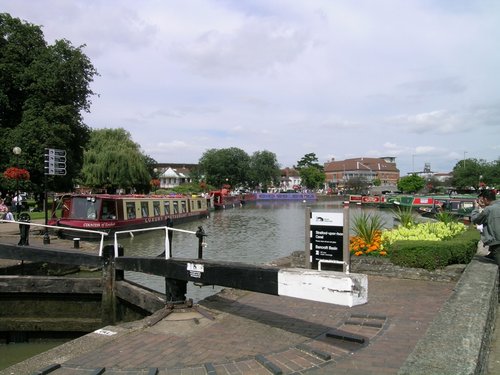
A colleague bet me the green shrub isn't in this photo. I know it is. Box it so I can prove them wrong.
[351,211,385,244]
[391,206,418,227]
[435,211,458,224]
[388,228,480,270]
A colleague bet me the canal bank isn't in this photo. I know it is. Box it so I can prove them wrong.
[1,232,498,374]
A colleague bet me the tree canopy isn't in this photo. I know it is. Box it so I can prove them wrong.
[248,150,281,192]
[198,147,251,189]
[0,13,98,195]
[80,128,152,193]
[451,158,500,190]
[397,174,426,193]
[295,153,325,190]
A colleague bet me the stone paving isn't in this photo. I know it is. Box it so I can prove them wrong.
[3,274,454,375]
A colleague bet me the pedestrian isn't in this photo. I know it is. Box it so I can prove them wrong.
[3,193,12,208]
[4,209,14,221]
[0,199,7,220]
[471,190,500,263]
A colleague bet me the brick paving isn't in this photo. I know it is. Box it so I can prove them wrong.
[39,275,454,375]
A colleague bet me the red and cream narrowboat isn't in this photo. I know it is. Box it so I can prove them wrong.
[48,193,209,240]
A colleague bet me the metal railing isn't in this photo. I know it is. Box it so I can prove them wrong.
[113,226,207,258]
[0,219,108,255]
[0,219,207,259]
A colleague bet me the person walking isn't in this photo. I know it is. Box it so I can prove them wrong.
[471,190,500,263]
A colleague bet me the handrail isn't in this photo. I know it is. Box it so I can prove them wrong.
[0,219,108,255]
[113,226,198,258]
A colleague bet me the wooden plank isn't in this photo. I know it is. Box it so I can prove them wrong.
[115,280,165,313]
[0,243,101,268]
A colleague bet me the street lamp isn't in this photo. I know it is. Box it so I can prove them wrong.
[12,146,22,218]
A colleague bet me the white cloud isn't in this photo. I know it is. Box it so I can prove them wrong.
[2,0,500,175]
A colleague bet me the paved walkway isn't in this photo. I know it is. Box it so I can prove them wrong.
[0,220,496,374]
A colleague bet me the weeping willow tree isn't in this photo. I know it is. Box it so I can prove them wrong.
[80,128,151,193]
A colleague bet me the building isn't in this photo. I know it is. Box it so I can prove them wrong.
[279,167,301,191]
[155,164,197,189]
[323,157,400,189]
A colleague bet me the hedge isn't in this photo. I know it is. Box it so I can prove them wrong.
[388,228,481,270]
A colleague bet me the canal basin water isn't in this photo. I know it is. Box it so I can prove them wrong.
[120,200,395,302]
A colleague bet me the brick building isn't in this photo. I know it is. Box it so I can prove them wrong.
[323,157,400,189]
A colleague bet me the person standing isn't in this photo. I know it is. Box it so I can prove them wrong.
[471,190,500,263]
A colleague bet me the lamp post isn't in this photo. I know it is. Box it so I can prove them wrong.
[12,146,22,219]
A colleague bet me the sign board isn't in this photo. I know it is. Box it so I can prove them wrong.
[310,211,344,263]
[306,205,350,272]
[44,148,66,176]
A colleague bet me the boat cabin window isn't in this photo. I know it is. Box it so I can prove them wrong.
[181,201,187,213]
[141,202,149,218]
[70,197,101,220]
[153,201,161,216]
[173,201,179,214]
[164,201,170,215]
[197,200,202,210]
[101,200,117,220]
[126,202,136,219]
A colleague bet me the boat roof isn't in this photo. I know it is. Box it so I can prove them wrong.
[59,193,189,199]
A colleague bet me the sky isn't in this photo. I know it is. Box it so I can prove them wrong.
[2,0,500,175]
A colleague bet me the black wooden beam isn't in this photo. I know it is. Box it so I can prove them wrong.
[0,243,101,268]
[115,257,280,295]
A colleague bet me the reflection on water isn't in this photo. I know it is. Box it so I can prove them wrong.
[118,200,395,302]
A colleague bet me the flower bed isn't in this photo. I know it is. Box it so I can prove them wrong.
[349,211,478,269]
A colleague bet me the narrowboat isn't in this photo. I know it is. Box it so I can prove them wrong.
[417,196,476,220]
[48,193,209,240]
[255,192,317,201]
[209,189,258,209]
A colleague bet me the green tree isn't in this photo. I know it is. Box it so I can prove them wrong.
[397,174,426,193]
[80,128,151,193]
[451,158,496,190]
[198,148,250,189]
[0,13,98,195]
[295,153,324,171]
[295,153,325,190]
[345,176,370,194]
[248,150,281,192]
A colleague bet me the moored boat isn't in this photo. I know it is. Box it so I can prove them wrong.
[349,194,388,206]
[209,189,247,209]
[417,195,475,220]
[48,193,209,240]
[255,192,317,201]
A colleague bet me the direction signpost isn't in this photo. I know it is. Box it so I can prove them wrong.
[44,148,66,176]
[43,148,67,244]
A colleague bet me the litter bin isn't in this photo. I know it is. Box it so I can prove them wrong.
[18,212,31,246]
